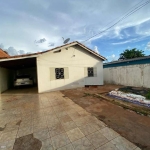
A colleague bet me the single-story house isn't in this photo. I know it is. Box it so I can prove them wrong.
[103,56,150,88]
[0,41,106,93]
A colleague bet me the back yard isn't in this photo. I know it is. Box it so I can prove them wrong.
[62,84,150,150]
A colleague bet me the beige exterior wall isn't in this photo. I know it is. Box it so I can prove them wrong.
[37,45,103,93]
[0,67,14,93]
[104,64,150,88]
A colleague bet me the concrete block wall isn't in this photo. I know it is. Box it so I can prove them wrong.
[104,64,150,88]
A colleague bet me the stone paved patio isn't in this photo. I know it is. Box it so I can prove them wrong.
[0,91,141,150]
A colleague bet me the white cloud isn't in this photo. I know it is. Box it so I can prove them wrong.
[5,47,18,56]
[114,26,123,39]
[106,54,118,62]
[48,42,55,47]
[112,35,150,45]
[145,41,150,50]
[94,46,99,54]
[127,46,130,49]
[18,50,26,55]
[0,44,29,56]
[0,0,150,53]
[35,38,46,43]
[0,43,4,49]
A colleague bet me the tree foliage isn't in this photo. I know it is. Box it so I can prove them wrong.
[119,48,145,60]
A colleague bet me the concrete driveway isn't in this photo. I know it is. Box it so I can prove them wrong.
[0,91,140,150]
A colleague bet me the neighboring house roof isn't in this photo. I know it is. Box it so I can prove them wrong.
[0,48,10,58]
[0,41,106,61]
[104,55,150,68]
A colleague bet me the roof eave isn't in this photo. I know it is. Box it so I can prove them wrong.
[104,56,150,65]
[0,41,106,61]
[0,55,38,62]
[75,42,106,61]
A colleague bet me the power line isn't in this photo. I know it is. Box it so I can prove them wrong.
[84,0,150,42]
[117,0,150,23]
[83,0,150,43]
[94,0,144,32]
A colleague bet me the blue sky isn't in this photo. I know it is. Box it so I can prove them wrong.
[0,0,150,61]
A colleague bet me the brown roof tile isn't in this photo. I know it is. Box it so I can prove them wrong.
[0,49,10,58]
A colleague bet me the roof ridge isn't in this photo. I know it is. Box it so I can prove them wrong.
[0,41,106,61]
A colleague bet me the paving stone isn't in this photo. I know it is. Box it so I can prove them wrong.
[17,126,33,138]
[111,136,137,150]
[2,125,19,133]
[47,116,59,126]
[33,129,50,141]
[33,118,47,125]
[0,130,17,142]
[59,115,72,123]
[40,146,54,150]
[57,143,74,150]
[49,123,65,137]
[61,121,77,131]
[40,138,54,150]
[134,147,142,150]
[66,128,85,142]
[19,121,32,129]
[86,130,109,148]
[96,141,119,150]
[74,117,89,126]
[68,112,82,120]
[51,133,70,149]
[53,106,64,113]
[33,122,48,132]
[56,111,68,118]
[72,137,94,150]
[79,123,98,136]
[78,110,91,117]
[100,127,119,140]
[44,107,54,116]
[86,116,106,128]
[0,139,15,150]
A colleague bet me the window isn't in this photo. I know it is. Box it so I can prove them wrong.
[50,67,69,81]
[84,67,97,77]
[88,67,94,77]
[55,68,64,79]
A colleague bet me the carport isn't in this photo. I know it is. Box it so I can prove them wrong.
[0,55,38,93]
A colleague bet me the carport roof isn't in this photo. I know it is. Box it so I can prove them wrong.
[0,41,106,61]
[0,57,36,69]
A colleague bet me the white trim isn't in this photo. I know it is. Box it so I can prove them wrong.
[0,55,38,62]
[77,43,106,60]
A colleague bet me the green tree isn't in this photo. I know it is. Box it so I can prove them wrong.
[119,48,145,60]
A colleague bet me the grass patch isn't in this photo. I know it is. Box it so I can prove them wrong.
[83,92,91,97]
[145,91,150,100]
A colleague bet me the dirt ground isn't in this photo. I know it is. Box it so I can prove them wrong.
[62,85,150,150]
